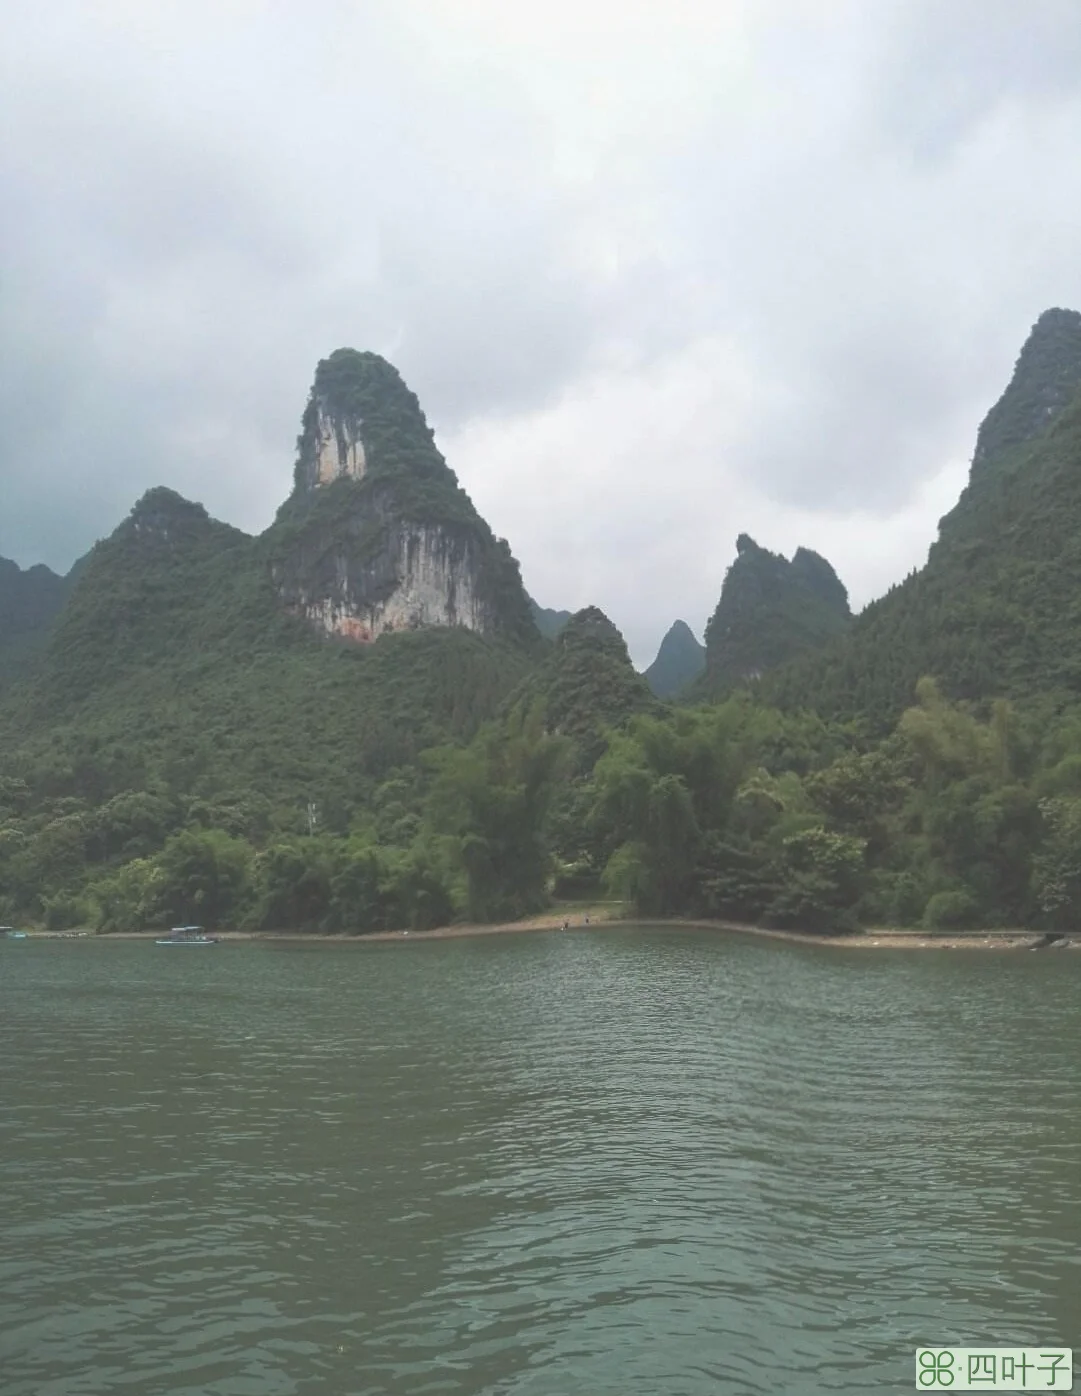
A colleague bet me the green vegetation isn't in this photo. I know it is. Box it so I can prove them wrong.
[507,607,657,770]
[11,649,1081,938]
[278,349,539,645]
[970,307,1081,480]
[7,317,1081,939]
[763,382,1081,730]
[528,597,573,640]
[643,619,706,698]
[695,535,851,695]
[0,555,77,693]
[760,309,1081,730]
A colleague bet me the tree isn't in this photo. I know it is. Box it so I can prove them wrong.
[765,826,867,933]
[1032,797,1081,929]
[327,842,388,932]
[423,719,570,921]
[90,857,167,932]
[154,828,252,930]
[247,838,337,931]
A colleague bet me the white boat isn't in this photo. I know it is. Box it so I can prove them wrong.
[155,925,219,945]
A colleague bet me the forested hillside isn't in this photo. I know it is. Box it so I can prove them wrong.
[643,620,706,697]
[529,598,573,639]
[696,535,851,695]
[6,314,1081,940]
[0,556,77,691]
[765,312,1081,729]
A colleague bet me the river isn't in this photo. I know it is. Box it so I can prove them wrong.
[1,927,1079,1394]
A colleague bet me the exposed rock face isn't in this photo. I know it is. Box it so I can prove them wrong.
[281,514,492,642]
[299,387,367,488]
[310,402,367,486]
[273,349,537,647]
[20,485,535,791]
[643,619,705,697]
[704,534,850,688]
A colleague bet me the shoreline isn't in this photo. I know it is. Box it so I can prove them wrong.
[32,910,1076,951]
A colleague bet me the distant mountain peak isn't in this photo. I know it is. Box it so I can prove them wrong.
[703,537,850,689]
[559,605,623,644]
[0,555,72,691]
[643,619,705,698]
[297,349,383,491]
[971,306,1081,478]
[274,350,537,647]
[123,488,221,548]
[510,606,654,768]
[528,596,573,639]
[293,348,440,495]
[790,546,850,612]
[763,310,1081,725]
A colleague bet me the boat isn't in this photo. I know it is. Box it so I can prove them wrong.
[1,927,27,939]
[155,925,219,945]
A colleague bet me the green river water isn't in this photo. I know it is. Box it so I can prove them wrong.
[1,927,1079,1394]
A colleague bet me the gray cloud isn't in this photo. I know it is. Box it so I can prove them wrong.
[2,0,1081,664]
[875,0,1081,160]
[1,0,608,565]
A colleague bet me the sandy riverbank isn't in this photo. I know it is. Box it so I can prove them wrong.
[86,906,624,944]
[71,909,1075,951]
[664,921,1071,950]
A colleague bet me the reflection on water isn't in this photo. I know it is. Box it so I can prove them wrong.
[1,929,1080,1394]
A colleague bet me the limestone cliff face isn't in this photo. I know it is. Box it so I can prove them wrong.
[297,379,367,489]
[277,499,494,643]
[309,401,367,486]
[271,349,536,647]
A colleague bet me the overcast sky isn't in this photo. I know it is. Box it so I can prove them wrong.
[4,0,1081,666]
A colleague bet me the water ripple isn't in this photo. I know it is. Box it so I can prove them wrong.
[1,930,1080,1394]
